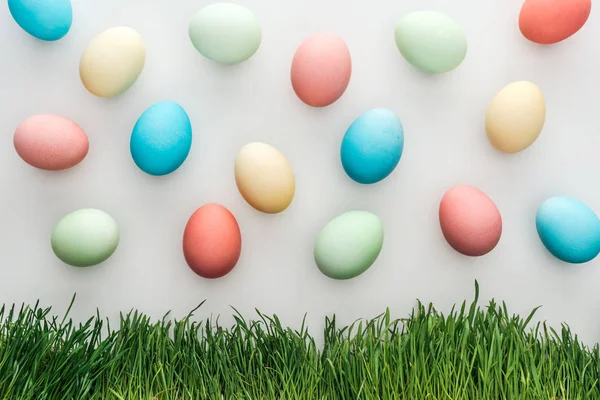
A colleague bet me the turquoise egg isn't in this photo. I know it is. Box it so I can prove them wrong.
[340,108,404,184]
[8,0,72,41]
[536,196,600,264]
[130,102,193,176]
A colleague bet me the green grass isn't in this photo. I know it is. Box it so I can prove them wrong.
[0,281,598,399]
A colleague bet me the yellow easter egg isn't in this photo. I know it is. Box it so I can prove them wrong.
[485,81,546,153]
[234,142,295,214]
[79,26,146,98]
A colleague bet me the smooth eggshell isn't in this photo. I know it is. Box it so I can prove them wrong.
[536,196,600,264]
[80,26,146,98]
[486,81,546,154]
[51,209,120,267]
[314,211,384,280]
[235,142,295,214]
[183,203,242,279]
[341,108,404,184]
[14,114,89,170]
[439,185,502,257]
[189,3,262,64]
[8,0,72,41]
[130,101,192,176]
[291,33,352,107]
[519,0,591,44]
[394,11,467,73]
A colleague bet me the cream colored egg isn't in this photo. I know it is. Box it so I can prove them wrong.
[80,26,146,98]
[485,81,546,153]
[234,142,295,214]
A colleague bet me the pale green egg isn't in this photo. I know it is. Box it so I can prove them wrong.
[394,11,467,73]
[51,209,120,267]
[188,3,261,64]
[314,211,384,280]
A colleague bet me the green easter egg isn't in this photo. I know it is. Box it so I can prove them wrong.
[314,211,384,280]
[51,209,120,267]
[188,3,262,64]
[394,11,467,73]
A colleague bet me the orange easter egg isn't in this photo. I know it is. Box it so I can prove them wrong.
[182,203,242,279]
[519,0,591,44]
[439,185,502,257]
[290,33,351,107]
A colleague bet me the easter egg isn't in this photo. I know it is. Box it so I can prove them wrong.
[291,33,352,107]
[8,0,72,41]
[519,0,591,44]
[341,108,404,184]
[314,211,383,280]
[394,11,467,73]
[80,27,146,98]
[183,203,242,279]
[234,142,295,214]
[536,196,600,264]
[439,185,502,257]
[51,209,119,267]
[486,81,546,154]
[130,102,192,176]
[189,3,261,64]
[13,114,88,171]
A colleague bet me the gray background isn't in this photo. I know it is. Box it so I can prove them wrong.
[1,0,600,343]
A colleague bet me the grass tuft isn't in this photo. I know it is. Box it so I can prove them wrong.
[0,281,598,399]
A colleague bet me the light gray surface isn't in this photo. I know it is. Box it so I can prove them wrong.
[1,0,600,343]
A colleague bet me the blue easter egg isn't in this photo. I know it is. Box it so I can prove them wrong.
[536,196,600,264]
[340,108,404,184]
[130,102,193,176]
[8,0,72,41]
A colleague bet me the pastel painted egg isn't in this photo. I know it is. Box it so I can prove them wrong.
[235,142,295,214]
[341,108,404,184]
[189,3,261,64]
[291,33,352,107]
[520,0,591,44]
[14,114,88,171]
[130,102,192,176]
[80,27,146,98]
[394,11,467,73]
[8,0,72,41]
[439,185,502,257]
[314,211,383,280]
[536,196,600,264]
[51,209,119,267]
[183,203,242,279]
[486,81,546,154]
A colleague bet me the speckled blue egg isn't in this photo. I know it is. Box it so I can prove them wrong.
[8,0,72,41]
[536,196,600,264]
[130,102,192,176]
[340,108,404,184]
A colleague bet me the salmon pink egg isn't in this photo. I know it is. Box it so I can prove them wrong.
[290,33,351,107]
[182,203,242,279]
[439,185,502,257]
[14,114,89,171]
[519,0,591,44]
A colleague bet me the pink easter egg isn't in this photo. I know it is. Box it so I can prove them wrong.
[439,185,502,257]
[519,0,591,44]
[13,114,89,171]
[183,203,242,279]
[290,33,352,107]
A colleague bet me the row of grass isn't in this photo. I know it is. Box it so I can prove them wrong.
[0,282,598,399]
